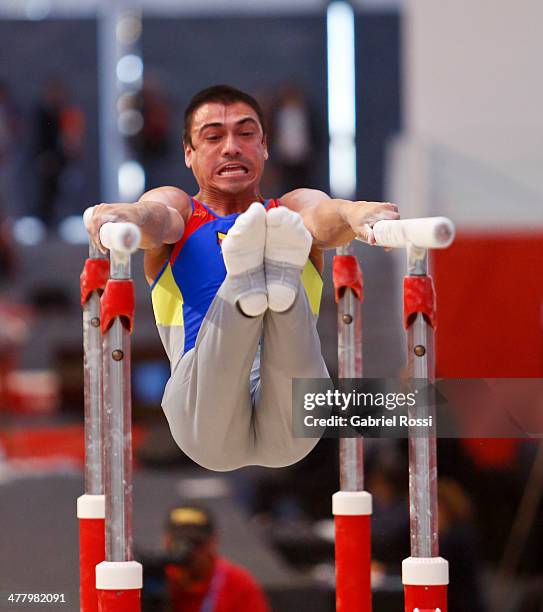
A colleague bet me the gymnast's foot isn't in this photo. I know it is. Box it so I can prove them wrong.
[222,202,268,317]
[264,206,312,312]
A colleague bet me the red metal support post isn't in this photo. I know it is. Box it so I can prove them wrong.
[333,248,372,612]
[78,251,109,612]
[402,246,448,612]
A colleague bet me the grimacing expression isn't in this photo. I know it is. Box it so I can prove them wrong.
[184,101,268,195]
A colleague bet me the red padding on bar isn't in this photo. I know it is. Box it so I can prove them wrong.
[404,584,447,612]
[333,255,364,303]
[403,276,436,330]
[335,515,372,612]
[100,280,135,334]
[79,518,105,612]
[81,259,110,305]
[97,589,140,612]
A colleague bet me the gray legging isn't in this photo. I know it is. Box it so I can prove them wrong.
[161,274,329,471]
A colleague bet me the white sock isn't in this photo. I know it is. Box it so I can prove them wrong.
[222,202,268,316]
[264,207,312,312]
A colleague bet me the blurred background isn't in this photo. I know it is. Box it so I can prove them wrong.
[0,0,542,610]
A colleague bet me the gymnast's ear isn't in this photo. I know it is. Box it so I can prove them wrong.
[184,142,193,168]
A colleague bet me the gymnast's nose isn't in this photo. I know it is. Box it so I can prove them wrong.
[221,132,242,157]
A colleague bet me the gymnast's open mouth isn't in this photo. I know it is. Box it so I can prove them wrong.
[217,163,249,176]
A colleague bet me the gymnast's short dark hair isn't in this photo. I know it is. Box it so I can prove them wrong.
[183,84,266,149]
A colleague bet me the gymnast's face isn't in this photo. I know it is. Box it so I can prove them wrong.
[184,101,268,196]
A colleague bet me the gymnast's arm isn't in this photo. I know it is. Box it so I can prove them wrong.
[281,188,399,248]
[86,186,190,251]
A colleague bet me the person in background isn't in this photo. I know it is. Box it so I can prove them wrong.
[0,213,16,288]
[0,82,20,219]
[268,84,317,193]
[438,478,487,612]
[163,504,270,612]
[131,75,172,188]
[33,79,85,228]
[0,213,32,414]
[367,449,410,576]
[33,79,67,228]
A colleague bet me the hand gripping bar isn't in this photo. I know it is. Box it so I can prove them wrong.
[83,207,141,254]
[371,217,455,249]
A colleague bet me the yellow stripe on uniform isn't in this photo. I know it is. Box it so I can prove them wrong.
[151,263,184,327]
[301,259,323,316]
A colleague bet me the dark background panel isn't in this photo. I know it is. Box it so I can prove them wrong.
[356,13,402,201]
[0,19,100,219]
[0,14,401,214]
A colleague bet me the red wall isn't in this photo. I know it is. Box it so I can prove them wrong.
[433,232,543,378]
[432,232,543,466]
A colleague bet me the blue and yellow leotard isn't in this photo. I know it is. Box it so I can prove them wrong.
[150,198,323,364]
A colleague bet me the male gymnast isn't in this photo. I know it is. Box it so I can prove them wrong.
[87,85,399,471]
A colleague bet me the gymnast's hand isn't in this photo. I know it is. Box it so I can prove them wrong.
[86,202,142,253]
[344,201,400,245]
[87,200,185,252]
